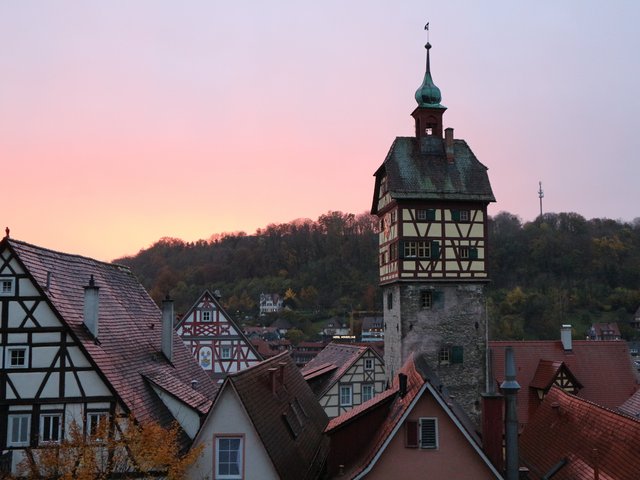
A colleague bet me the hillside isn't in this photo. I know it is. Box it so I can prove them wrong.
[115,211,640,341]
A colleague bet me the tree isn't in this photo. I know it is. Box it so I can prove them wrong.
[16,415,202,480]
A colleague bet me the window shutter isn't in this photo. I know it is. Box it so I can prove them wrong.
[470,247,478,260]
[451,209,460,222]
[432,290,444,310]
[405,420,418,448]
[419,418,438,449]
[451,346,464,364]
[430,241,440,259]
[427,209,436,221]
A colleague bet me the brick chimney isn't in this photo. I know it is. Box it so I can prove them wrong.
[445,127,454,163]
[83,275,100,338]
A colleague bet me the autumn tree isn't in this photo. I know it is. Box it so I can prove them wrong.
[16,415,202,480]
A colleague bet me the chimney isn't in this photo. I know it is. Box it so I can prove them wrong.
[501,346,521,480]
[561,325,572,351]
[444,127,454,163]
[482,349,504,472]
[398,373,408,397]
[83,275,100,338]
[162,296,174,362]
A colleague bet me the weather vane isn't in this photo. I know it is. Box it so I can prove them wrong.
[424,21,430,43]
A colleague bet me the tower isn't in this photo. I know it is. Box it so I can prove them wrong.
[371,39,495,420]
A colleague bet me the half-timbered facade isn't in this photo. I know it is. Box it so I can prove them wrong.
[175,290,262,382]
[0,235,216,475]
[371,40,495,423]
[302,343,386,418]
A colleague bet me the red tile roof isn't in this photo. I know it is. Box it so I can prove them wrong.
[520,386,640,480]
[619,388,640,418]
[326,354,501,479]
[223,352,329,480]
[5,238,217,444]
[490,340,638,426]
[301,342,380,397]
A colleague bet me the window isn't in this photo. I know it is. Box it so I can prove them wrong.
[420,291,432,309]
[40,414,62,443]
[216,436,243,479]
[7,347,28,368]
[438,347,451,365]
[87,412,109,440]
[438,346,463,365]
[364,358,374,371]
[389,242,398,261]
[8,414,30,446]
[404,241,417,258]
[451,209,470,222]
[460,246,470,259]
[221,346,232,360]
[417,241,430,258]
[387,292,393,310]
[419,418,438,449]
[340,385,353,407]
[379,252,386,266]
[416,209,436,221]
[202,310,212,322]
[0,278,14,296]
[390,210,397,224]
[362,384,375,402]
[459,210,470,222]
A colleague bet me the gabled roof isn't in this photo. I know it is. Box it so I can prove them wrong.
[490,340,638,426]
[520,386,640,480]
[529,359,582,391]
[301,342,381,397]
[361,316,383,330]
[326,354,502,479]
[3,238,217,442]
[371,136,495,213]
[618,388,640,418]
[204,352,329,480]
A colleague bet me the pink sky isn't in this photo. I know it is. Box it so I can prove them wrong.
[2,1,639,261]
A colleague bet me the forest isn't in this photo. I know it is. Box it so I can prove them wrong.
[115,210,640,341]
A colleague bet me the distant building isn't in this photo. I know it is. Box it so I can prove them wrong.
[175,290,262,382]
[259,293,283,316]
[587,322,621,341]
[360,316,384,342]
[291,341,326,366]
[321,316,351,339]
[302,343,386,418]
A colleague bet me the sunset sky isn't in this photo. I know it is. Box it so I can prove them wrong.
[2,1,639,261]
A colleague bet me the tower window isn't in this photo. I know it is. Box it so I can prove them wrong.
[425,127,433,135]
[389,243,398,261]
[438,347,451,365]
[420,291,432,309]
[387,292,393,310]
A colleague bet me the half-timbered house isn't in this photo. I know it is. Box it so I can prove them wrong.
[0,235,216,475]
[175,290,262,382]
[301,343,386,418]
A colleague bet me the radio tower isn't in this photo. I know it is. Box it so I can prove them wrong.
[538,181,544,217]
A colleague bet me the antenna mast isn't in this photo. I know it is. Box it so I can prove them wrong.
[538,181,544,217]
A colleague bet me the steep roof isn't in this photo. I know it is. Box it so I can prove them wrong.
[618,388,640,418]
[326,354,502,479]
[4,238,217,440]
[520,387,640,480]
[223,352,329,480]
[490,340,638,426]
[372,136,495,213]
[301,342,377,397]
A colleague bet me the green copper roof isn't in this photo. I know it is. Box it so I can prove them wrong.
[371,136,496,213]
[415,42,443,107]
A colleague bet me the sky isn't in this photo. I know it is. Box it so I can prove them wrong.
[2,1,639,261]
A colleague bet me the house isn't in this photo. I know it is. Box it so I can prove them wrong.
[324,354,503,479]
[490,326,638,428]
[175,290,262,382]
[0,236,216,475]
[320,317,350,339]
[520,386,640,479]
[244,325,281,342]
[271,316,293,337]
[291,341,326,367]
[360,316,383,342]
[302,343,386,418]
[187,351,329,480]
[587,322,621,341]
[259,293,283,316]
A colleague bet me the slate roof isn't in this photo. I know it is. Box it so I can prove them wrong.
[301,342,380,397]
[326,354,501,479]
[4,238,217,444]
[372,136,495,213]
[490,340,638,427]
[520,386,640,480]
[222,352,329,480]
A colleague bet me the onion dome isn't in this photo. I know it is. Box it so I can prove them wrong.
[414,42,442,107]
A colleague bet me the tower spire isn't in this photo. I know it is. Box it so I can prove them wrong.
[415,24,442,108]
